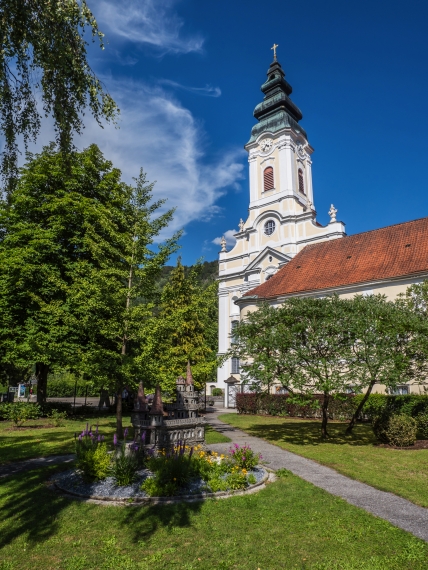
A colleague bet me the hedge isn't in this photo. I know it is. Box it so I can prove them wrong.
[236,393,428,421]
[235,393,356,420]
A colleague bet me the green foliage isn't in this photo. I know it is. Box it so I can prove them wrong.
[229,444,260,470]
[0,402,40,426]
[49,409,68,427]
[0,0,117,188]
[385,414,418,447]
[142,259,218,392]
[211,388,223,396]
[0,145,179,437]
[75,431,110,482]
[416,413,428,439]
[223,471,248,490]
[276,468,292,478]
[47,372,98,398]
[228,294,428,437]
[109,442,139,486]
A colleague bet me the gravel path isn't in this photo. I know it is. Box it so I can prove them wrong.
[206,408,428,543]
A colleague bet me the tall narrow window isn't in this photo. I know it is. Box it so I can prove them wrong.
[231,320,239,344]
[264,167,274,191]
[231,358,240,374]
[298,168,305,194]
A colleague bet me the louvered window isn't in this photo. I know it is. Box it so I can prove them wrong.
[231,358,240,374]
[264,167,274,191]
[298,168,305,194]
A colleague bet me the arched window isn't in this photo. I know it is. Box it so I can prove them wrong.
[298,168,305,194]
[264,167,274,192]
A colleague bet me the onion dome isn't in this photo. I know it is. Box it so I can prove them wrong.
[247,58,306,144]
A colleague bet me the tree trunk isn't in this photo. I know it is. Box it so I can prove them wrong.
[116,391,123,439]
[321,392,330,439]
[346,381,376,434]
[35,362,49,407]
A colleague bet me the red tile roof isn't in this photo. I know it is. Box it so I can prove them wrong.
[245,217,428,299]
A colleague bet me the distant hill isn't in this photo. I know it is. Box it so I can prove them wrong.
[157,260,218,291]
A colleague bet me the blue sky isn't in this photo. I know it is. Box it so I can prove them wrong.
[31,1,428,264]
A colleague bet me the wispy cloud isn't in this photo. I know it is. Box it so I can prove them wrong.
[159,79,221,97]
[213,229,238,248]
[94,0,204,54]
[75,80,245,238]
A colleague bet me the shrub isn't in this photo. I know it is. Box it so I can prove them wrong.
[229,444,261,470]
[0,402,41,426]
[416,413,428,439]
[41,402,72,416]
[109,430,142,486]
[236,393,356,419]
[372,413,390,443]
[384,414,417,447]
[75,425,110,481]
[211,388,223,397]
[49,409,68,427]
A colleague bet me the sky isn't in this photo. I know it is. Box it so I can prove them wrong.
[23,1,428,264]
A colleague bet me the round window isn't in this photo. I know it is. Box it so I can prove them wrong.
[264,220,276,236]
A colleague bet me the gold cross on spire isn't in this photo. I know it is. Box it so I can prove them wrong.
[271,43,279,61]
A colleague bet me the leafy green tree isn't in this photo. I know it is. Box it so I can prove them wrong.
[0,0,117,190]
[344,294,426,433]
[228,296,353,438]
[0,145,178,438]
[72,173,179,435]
[143,259,218,393]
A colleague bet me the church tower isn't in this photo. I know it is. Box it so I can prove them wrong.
[216,51,346,405]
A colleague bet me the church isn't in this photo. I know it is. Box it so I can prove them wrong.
[216,50,428,406]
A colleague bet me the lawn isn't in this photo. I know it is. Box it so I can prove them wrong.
[219,414,428,508]
[0,465,427,570]
[0,416,230,465]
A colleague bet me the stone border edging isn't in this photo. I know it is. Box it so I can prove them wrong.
[53,467,270,505]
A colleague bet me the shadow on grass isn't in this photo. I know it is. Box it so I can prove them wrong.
[122,499,203,543]
[0,467,73,549]
[0,419,118,464]
[230,418,377,447]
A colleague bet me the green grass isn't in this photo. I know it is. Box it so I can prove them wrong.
[0,415,120,464]
[0,465,427,570]
[0,416,229,465]
[219,414,428,507]
[204,424,231,444]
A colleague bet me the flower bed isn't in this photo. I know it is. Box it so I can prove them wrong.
[53,426,267,502]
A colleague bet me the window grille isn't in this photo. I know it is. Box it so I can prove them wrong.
[264,167,274,191]
[231,320,239,344]
[264,220,276,235]
[231,358,240,374]
[298,168,305,194]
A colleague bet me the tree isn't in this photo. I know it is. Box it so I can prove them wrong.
[229,296,353,438]
[142,259,218,393]
[0,1,117,191]
[344,294,426,433]
[72,172,179,436]
[0,145,178,434]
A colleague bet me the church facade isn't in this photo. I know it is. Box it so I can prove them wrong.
[216,55,428,405]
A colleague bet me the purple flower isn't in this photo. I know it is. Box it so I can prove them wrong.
[124,428,128,439]
[141,431,146,442]
[95,423,99,435]
[113,433,118,446]
[97,435,101,442]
